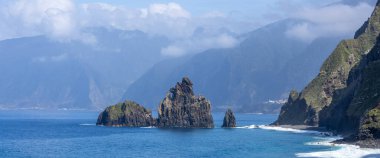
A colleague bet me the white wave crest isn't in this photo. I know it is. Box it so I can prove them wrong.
[79,123,96,126]
[296,138,380,158]
[140,126,156,128]
[237,124,336,139]
[236,125,259,129]
[239,124,380,158]
[257,125,321,134]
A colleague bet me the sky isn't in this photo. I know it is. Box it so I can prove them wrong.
[76,0,337,16]
[0,0,376,56]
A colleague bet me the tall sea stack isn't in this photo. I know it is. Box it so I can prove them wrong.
[156,77,214,128]
[222,109,236,128]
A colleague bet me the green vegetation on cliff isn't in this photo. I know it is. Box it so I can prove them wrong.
[274,1,380,126]
[97,77,215,128]
[274,1,380,147]
[360,106,380,139]
[96,100,154,127]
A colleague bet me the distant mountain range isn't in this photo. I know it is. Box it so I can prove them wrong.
[0,28,169,110]
[0,0,374,112]
[124,19,344,113]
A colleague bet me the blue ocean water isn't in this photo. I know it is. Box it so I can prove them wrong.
[0,110,373,158]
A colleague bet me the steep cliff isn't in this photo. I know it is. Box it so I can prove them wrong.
[156,77,214,128]
[96,100,154,127]
[319,35,380,147]
[274,1,380,126]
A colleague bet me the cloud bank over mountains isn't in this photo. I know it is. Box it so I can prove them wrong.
[0,0,375,56]
[286,2,374,42]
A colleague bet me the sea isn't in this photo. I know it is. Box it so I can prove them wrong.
[1,110,380,158]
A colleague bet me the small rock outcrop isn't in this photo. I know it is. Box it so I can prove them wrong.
[96,100,154,127]
[222,109,236,128]
[156,77,214,128]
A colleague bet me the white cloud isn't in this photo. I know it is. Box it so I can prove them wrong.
[147,3,190,18]
[0,0,245,57]
[161,45,186,57]
[286,23,316,42]
[161,33,238,57]
[0,0,76,40]
[216,34,238,48]
[0,0,374,56]
[79,2,193,39]
[286,2,374,42]
[43,7,76,40]
[32,53,68,63]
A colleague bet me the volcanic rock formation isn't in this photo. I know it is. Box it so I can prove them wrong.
[222,109,236,128]
[96,100,154,127]
[156,77,214,128]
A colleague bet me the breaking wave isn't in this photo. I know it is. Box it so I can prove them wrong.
[296,137,380,158]
[237,124,380,158]
[237,124,331,135]
[140,126,157,128]
[236,125,259,129]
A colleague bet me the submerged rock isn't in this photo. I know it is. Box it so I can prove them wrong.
[96,100,154,127]
[222,109,236,128]
[156,77,214,128]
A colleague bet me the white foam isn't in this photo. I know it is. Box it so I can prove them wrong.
[236,125,259,129]
[258,125,317,133]
[296,138,380,158]
[304,137,342,146]
[79,123,96,126]
[236,125,321,133]
[258,125,335,136]
[140,126,156,128]
[239,124,380,158]
[238,125,336,138]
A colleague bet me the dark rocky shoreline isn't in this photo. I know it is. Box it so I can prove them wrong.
[333,137,380,149]
[272,125,380,149]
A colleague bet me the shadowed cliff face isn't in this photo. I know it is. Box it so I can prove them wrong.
[274,0,380,126]
[157,77,214,128]
[318,35,380,137]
